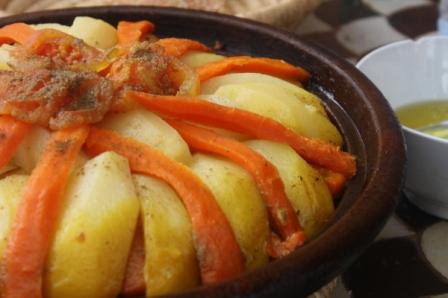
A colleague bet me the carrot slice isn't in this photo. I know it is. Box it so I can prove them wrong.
[0,116,31,169]
[84,127,244,284]
[196,56,310,82]
[156,38,209,57]
[3,126,89,298]
[122,221,145,297]
[128,92,356,178]
[167,120,304,244]
[0,23,35,45]
[117,20,155,46]
[317,167,347,198]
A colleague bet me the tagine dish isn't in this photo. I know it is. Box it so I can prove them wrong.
[0,16,356,298]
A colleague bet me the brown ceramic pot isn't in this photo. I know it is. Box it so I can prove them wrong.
[0,6,406,298]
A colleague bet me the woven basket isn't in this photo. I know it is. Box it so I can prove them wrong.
[0,0,321,28]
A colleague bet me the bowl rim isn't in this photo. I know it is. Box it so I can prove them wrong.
[0,6,407,297]
[357,35,448,145]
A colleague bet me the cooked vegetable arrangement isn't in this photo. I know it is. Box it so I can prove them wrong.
[0,16,356,298]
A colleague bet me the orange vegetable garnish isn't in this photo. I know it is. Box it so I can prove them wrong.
[128,92,356,178]
[167,119,304,248]
[0,23,35,45]
[3,126,89,298]
[84,127,245,284]
[156,38,209,57]
[117,20,155,46]
[317,167,347,198]
[196,56,310,82]
[0,115,31,169]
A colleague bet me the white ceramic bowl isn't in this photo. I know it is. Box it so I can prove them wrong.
[357,36,448,219]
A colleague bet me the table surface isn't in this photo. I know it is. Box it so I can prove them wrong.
[294,1,448,297]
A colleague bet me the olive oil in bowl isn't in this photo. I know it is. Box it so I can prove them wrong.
[395,100,448,140]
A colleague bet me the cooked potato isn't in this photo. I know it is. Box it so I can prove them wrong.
[190,154,269,270]
[44,152,140,298]
[0,44,14,70]
[245,140,334,238]
[212,82,342,145]
[200,72,326,115]
[0,175,28,261]
[133,175,200,297]
[12,126,50,173]
[32,23,71,34]
[69,16,117,49]
[180,51,225,68]
[99,109,192,164]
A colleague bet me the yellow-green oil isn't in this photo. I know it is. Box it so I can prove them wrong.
[395,100,448,139]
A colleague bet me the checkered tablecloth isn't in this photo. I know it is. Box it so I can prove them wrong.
[296,0,439,63]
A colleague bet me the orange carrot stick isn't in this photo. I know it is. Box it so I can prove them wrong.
[0,116,31,169]
[128,92,356,178]
[84,127,244,284]
[117,20,155,46]
[3,126,89,298]
[196,56,310,82]
[317,167,347,198]
[167,119,304,245]
[122,221,145,297]
[0,23,35,45]
[156,38,209,57]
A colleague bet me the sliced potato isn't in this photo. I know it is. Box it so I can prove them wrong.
[32,23,71,34]
[69,16,117,49]
[44,152,140,298]
[12,126,50,173]
[200,72,326,115]
[133,175,200,297]
[190,153,269,270]
[245,140,334,238]
[0,44,15,70]
[212,82,342,145]
[0,175,28,261]
[99,109,192,164]
[180,51,225,68]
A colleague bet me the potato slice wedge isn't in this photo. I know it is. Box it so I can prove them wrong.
[212,82,342,145]
[0,44,14,70]
[133,175,200,297]
[12,126,50,173]
[0,175,28,262]
[245,140,334,238]
[44,152,139,298]
[98,109,192,165]
[190,153,269,270]
[181,51,225,68]
[200,72,326,115]
[69,16,117,49]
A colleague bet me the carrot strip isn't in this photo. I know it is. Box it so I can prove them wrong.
[0,23,35,45]
[128,92,356,178]
[3,126,89,298]
[122,221,145,297]
[0,116,31,169]
[167,120,304,245]
[84,127,244,284]
[156,38,209,57]
[317,167,347,198]
[196,56,310,82]
[117,20,155,46]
